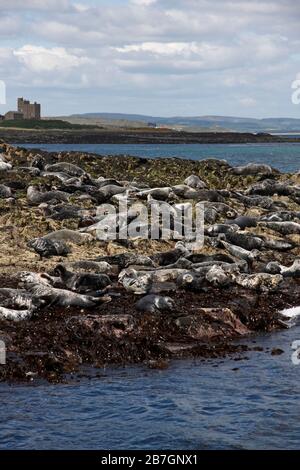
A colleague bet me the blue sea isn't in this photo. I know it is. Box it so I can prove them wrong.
[18,142,300,173]
[1,142,300,450]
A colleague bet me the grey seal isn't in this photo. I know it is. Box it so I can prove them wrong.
[54,264,112,293]
[43,229,93,245]
[177,272,206,291]
[225,216,257,230]
[184,175,207,189]
[27,185,69,205]
[27,238,71,258]
[0,306,32,322]
[231,163,273,175]
[28,283,111,308]
[45,162,86,177]
[219,240,260,263]
[206,224,240,236]
[135,295,174,314]
[259,221,300,235]
[0,184,12,198]
[224,232,264,251]
[246,179,292,196]
[265,259,300,277]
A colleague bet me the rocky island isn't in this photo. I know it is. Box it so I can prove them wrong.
[0,140,299,383]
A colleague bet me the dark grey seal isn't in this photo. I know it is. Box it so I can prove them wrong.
[135,295,174,314]
[54,265,112,293]
[27,238,70,258]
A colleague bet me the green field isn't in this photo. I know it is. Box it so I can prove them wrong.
[0,119,102,130]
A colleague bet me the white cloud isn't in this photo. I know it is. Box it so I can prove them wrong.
[0,0,299,116]
[13,45,91,73]
[239,97,257,107]
[130,0,157,5]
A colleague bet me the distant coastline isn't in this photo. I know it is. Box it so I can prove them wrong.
[1,127,300,145]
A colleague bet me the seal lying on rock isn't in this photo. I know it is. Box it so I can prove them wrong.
[43,229,93,245]
[224,232,264,251]
[205,265,232,287]
[259,221,300,235]
[177,272,206,291]
[97,253,155,269]
[119,269,153,295]
[27,185,69,205]
[231,163,273,175]
[232,192,286,211]
[54,264,111,293]
[0,154,12,171]
[206,224,240,236]
[45,162,86,177]
[0,306,32,322]
[27,238,71,259]
[0,288,44,311]
[135,295,174,314]
[260,211,300,222]
[234,273,283,292]
[0,184,12,198]
[63,260,112,274]
[219,240,260,263]
[225,216,257,229]
[151,243,190,266]
[184,175,207,189]
[265,259,300,277]
[28,283,111,308]
[246,179,292,196]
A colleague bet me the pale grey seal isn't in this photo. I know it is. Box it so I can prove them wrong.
[231,163,273,175]
[0,306,32,322]
[259,221,300,235]
[28,283,111,308]
[206,224,240,236]
[45,162,86,177]
[219,240,260,263]
[27,185,69,205]
[0,184,12,198]
[43,229,93,245]
[184,175,207,189]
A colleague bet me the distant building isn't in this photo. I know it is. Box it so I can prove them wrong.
[18,97,41,120]
[5,111,24,120]
[4,97,41,121]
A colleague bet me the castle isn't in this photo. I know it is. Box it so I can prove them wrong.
[1,97,41,120]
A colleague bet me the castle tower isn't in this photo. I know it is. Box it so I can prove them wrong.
[17,97,41,120]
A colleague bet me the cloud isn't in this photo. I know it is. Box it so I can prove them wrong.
[0,0,299,117]
[0,0,69,10]
[239,97,257,107]
[13,45,91,73]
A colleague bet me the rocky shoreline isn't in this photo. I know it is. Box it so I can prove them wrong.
[0,141,300,383]
[1,127,300,145]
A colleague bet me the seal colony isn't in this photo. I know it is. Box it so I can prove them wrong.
[0,139,300,383]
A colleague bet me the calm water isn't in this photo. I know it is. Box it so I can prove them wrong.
[18,142,300,173]
[1,326,300,450]
[1,142,300,450]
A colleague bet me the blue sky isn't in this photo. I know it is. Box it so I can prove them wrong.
[0,0,300,118]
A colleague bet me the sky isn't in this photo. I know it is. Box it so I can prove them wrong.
[0,0,300,118]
